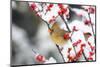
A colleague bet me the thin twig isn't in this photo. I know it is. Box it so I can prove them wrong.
[88,13,95,38]
[32,49,37,54]
[82,52,89,61]
[56,45,66,62]
[60,15,71,32]
[39,16,51,30]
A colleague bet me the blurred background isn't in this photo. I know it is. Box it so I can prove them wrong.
[11,1,64,66]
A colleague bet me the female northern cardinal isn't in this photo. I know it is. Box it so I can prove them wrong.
[49,22,71,46]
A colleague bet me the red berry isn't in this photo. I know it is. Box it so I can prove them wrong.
[76,50,83,57]
[67,55,74,62]
[87,57,93,60]
[31,3,36,10]
[91,46,95,51]
[58,11,62,15]
[84,20,91,25]
[46,4,53,11]
[88,7,95,14]
[81,43,86,47]
[74,49,83,60]
[35,55,45,62]
[73,42,77,46]
[61,8,67,14]
[49,18,55,24]
[68,48,72,53]
[48,4,53,8]
[58,4,63,9]
[49,19,53,23]
[52,16,55,18]
[88,41,91,46]
[89,52,94,56]
[77,39,82,44]
[46,7,51,11]
[73,26,78,31]
[63,33,70,40]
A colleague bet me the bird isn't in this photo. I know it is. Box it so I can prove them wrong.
[49,22,71,46]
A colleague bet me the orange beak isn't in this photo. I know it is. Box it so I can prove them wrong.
[48,29,52,33]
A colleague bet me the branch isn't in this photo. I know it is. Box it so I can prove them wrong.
[87,13,95,39]
[56,45,66,62]
[39,16,51,30]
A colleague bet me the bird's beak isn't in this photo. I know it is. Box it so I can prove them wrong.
[48,29,52,33]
